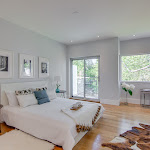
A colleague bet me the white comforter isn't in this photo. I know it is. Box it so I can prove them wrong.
[1,98,104,150]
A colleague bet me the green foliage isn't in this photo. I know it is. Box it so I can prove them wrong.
[122,54,150,81]
[128,89,132,96]
[73,59,98,77]
[122,87,127,92]
[85,59,98,77]
[73,60,84,77]
[56,84,60,89]
[24,63,30,68]
[122,87,132,96]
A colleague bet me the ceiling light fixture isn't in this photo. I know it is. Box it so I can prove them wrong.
[97,35,100,38]
[71,40,73,43]
[72,11,79,14]
[133,35,136,37]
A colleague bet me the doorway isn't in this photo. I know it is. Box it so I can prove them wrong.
[71,56,100,100]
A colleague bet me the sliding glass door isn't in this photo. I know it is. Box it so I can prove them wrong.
[71,56,100,100]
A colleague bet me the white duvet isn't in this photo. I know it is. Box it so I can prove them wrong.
[1,98,104,150]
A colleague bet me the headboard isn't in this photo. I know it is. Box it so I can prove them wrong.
[1,81,49,106]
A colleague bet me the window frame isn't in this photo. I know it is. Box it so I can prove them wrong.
[70,56,100,100]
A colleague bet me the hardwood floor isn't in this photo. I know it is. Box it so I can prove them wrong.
[73,104,150,150]
[1,104,150,150]
[0,122,14,135]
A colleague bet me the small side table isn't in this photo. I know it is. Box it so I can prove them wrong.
[140,89,150,107]
[56,90,66,98]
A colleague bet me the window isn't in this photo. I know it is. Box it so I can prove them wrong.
[121,54,150,81]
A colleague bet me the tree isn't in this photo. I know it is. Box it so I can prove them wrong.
[122,54,150,81]
[73,59,99,95]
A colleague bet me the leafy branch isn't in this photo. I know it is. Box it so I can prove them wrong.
[56,84,60,89]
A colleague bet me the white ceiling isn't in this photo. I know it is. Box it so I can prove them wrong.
[0,0,150,45]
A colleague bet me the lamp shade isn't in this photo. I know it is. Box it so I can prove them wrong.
[54,76,62,82]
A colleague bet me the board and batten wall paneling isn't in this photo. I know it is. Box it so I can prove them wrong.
[66,38,120,105]
[0,18,66,93]
[120,38,150,104]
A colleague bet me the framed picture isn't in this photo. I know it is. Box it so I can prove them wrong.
[19,53,35,78]
[0,49,13,78]
[39,57,49,78]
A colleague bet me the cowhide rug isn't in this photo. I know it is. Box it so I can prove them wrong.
[102,123,150,150]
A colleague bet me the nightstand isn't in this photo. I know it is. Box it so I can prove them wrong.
[56,90,66,98]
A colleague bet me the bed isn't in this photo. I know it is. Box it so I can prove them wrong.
[0,81,104,150]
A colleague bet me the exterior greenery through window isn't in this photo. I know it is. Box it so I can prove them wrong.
[121,54,150,81]
[72,58,99,99]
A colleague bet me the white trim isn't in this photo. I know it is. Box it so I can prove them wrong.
[121,81,150,83]
[120,98,140,104]
[120,53,150,57]
[100,99,120,106]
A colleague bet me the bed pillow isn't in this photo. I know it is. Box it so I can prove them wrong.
[15,89,33,95]
[5,91,19,106]
[16,94,38,107]
[47,91,57,100]
[34,90,50,105]
[36,87,47,91]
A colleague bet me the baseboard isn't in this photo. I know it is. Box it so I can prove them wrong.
[69,97,100,103]
[120,98,140,104]
[100,99,120,106]
[69,97,120,106]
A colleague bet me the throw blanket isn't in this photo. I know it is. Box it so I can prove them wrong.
[61,103,101,133]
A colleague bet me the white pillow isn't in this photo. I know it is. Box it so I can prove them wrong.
[16,94,38,107]
[47,91,57,100]
[5,91,19,106]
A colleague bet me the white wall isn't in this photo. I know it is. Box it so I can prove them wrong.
[120,37,150,104]
[66,38,120,105]
[0,18,66,92]
[2,15,150,106]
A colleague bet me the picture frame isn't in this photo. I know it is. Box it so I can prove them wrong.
[19,53,35,78]
[39,57,49,78]
[0,49,13,78]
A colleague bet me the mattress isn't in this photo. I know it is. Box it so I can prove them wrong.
[1,98,104,150]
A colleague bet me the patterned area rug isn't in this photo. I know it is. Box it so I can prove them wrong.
[102,123,150,150]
